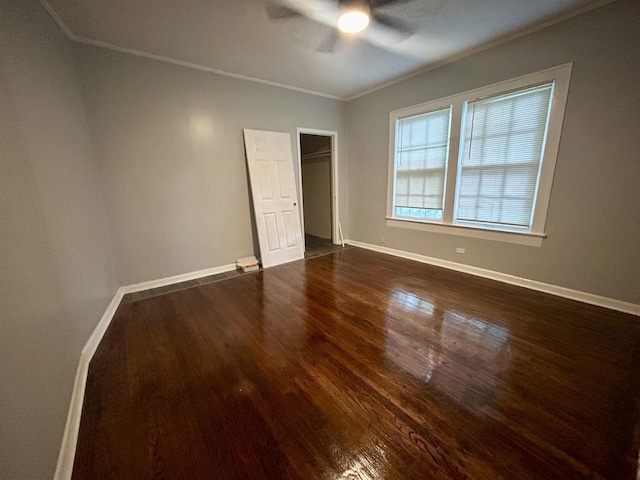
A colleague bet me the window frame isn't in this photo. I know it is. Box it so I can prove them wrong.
[386,64,573,247]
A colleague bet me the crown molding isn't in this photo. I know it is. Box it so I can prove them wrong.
[39,0,619,102]
[344,0,619,101]
[38,0,343,101]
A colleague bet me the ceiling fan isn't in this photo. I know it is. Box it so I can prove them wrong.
[265,0,419,53]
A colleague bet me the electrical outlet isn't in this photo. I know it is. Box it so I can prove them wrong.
[380,236,385,244]
[456,247,465,254]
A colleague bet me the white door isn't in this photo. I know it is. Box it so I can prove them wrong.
[243,129,304,268]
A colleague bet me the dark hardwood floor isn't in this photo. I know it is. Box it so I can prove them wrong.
[304,234,350,258]
[73,248,640,479]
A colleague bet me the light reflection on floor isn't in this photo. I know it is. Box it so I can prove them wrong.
[385,286,511,415]
[335,440,389,480]
[389,289,435,316]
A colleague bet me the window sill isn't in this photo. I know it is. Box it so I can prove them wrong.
[386,217,545,247]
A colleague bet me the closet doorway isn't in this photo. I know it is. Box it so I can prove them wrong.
[296,128,339,257]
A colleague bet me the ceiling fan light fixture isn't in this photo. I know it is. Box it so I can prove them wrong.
[337,7,370,34]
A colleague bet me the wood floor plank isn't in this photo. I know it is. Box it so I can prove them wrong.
[72,248,640,479]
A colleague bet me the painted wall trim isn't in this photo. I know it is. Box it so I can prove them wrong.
[38,0,342,101]
[121,263,237,295]
[296,128,340,247]
[53,287,125,480]
[39,0,616,102]
[344,0,617,101]
[50,241,640,478]
[346,240,640,317]
[54,261,238,479]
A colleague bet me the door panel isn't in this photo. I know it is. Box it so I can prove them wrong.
[282,210,298,248]
[276,161,292,198]
[244,129,304,268]
[257,161,273,199]
[264,213,280,252]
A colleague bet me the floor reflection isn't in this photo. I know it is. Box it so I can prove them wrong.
[331,437,389,480]
[77,247,640,478]
[385,286,511,415]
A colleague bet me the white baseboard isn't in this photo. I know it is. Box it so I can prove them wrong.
[346,240,640,317]
[121,263,237,295]
[54,287,124,480]
[54,261,237,479]
[53,248,637,478]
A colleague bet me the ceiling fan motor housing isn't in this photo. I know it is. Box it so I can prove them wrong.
[337,0,371,33]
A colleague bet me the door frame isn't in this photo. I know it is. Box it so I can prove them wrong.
[296,128,339,249]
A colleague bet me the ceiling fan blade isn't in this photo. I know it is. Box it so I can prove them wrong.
[265,1,304,20]
[370,0,415,7]
[318,29,340,53]
[372,12,414,38]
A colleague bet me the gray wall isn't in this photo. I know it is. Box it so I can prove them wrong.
[346,0,640,305]
[1,1,638,477]
[74,45,347,285]
[0,1,119,479]
[302,149,332,239]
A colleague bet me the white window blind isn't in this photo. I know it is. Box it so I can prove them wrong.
[394,107,451,219]
[456,83,554,228]
[387,64,572,245]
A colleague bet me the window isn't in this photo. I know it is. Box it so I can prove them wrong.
[394,107,451,221]
[387,64,572,246]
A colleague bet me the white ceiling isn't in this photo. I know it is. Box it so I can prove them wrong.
[42,0,613,99]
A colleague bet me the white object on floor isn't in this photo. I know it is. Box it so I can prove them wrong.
[237,255,260,272]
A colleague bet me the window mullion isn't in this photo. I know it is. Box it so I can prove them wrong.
[442,100,463,225]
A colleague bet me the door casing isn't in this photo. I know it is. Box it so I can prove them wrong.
[296,128,339,249]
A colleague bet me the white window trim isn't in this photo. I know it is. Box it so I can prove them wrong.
[386,63,573,247]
